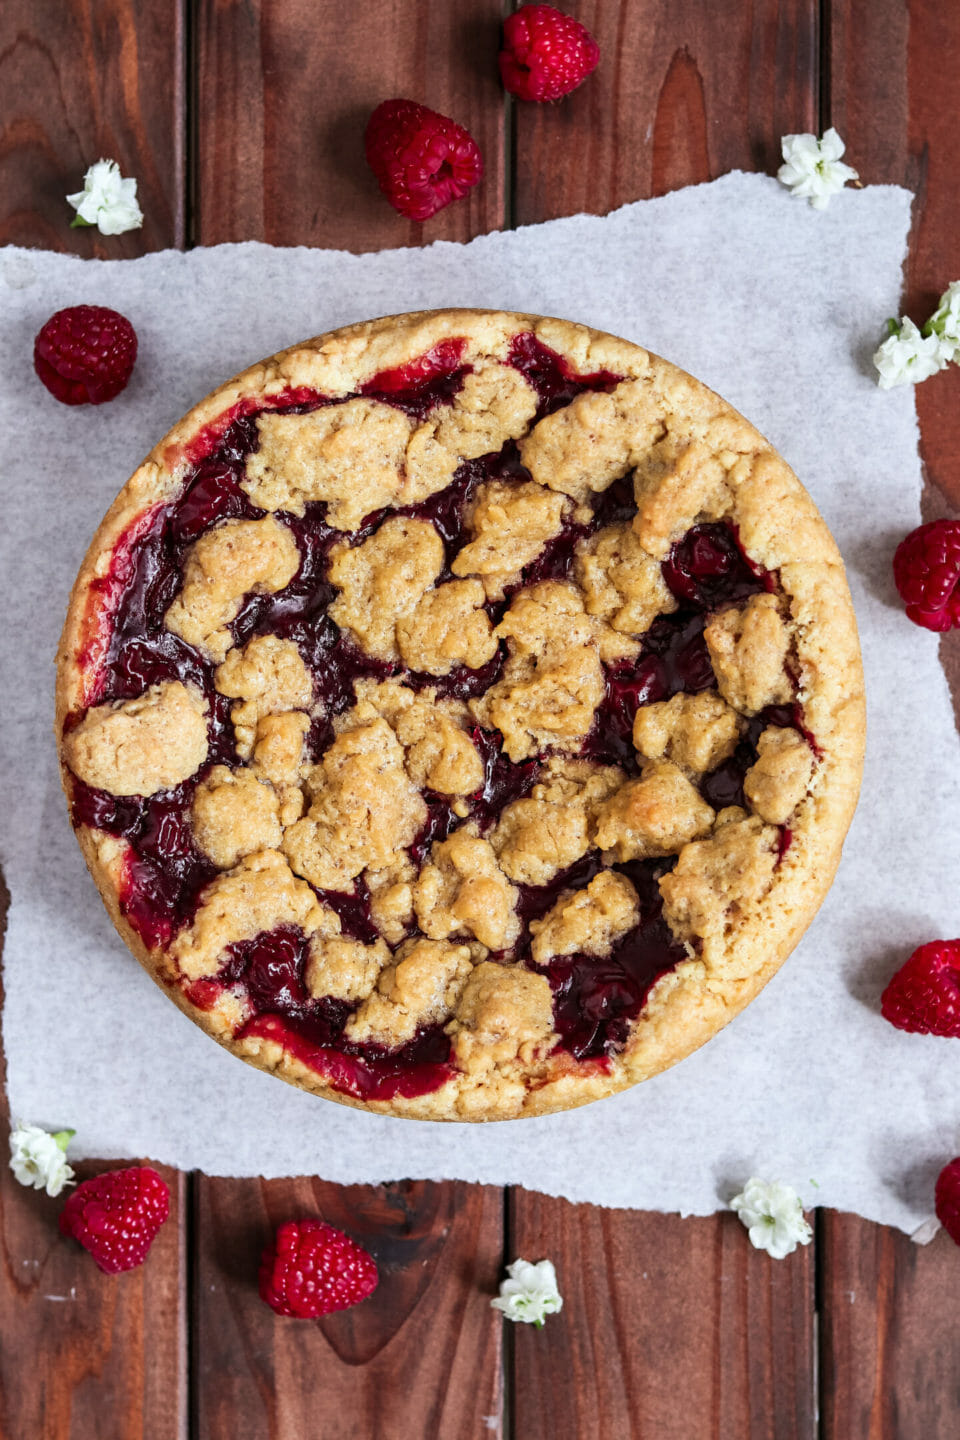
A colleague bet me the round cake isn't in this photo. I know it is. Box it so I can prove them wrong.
[56,310,865,1120]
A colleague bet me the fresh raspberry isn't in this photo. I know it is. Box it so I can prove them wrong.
[499,5,600,103]
[259,1218,378,1318]
[935,1158,960,1245]
[58,1166,170,1274]
[892,519,960,632]
[34,305,138,406]
[880,940,960,1037]
[365,100,483,221]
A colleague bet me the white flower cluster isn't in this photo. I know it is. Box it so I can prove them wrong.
[874,282,960,389]
[67,159,143,236]
[730,1177,813,1259]
[9,1122,76,1198]
[777,128,858,210]
[491,1258,563,1326]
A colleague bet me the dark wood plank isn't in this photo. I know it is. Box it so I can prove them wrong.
[193,0,506,251]
[509,1193,815,1440]
[820,1211,960,1439]
[192,1178,504,1440]
[0,0,185,253]
[512,0,818,223]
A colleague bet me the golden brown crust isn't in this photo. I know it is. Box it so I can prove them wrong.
[55,309,865,1122]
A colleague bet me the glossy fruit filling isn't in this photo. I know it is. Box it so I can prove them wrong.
[68,335,807,1093]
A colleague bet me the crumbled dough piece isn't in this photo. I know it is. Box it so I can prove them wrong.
[632,691,741,773]
[171,849,339,981]
[594,760,715,861]
[214,635,314,759]
[659,816,779,956]
[366,858,417,945]
[491,758,623,885]
[470,581,637,761]
[451,479,568,600]
[530,871,640,964]
[396,579,498,675]
[519,378,665,502]
[351,679,483,796]
[243,399,412,529]
[164,517,300,663]
[282,716,427,891]
[304,935,391,1003]
[704,593,792,715]
[191,765,283,869]
[575,522,678,634]
[448,962,557,1075]
[414,828,521,952]
[249,710,311,789]
[328,517,444,660]
[743,726,814,824]
[64,681,208,798]
[345,938,474,1046]
[631,436,731,558]
[404,365,540,503]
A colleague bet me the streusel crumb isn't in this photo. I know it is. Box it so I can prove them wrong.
[164,517,300,662]
[448,962,557,1075]
[63,680,208,797]
[328,516,444,661]
[632,691,741,773]
[404,365,539,503]
[250,710,311,791]
[214,635,314,758]
[575,521,678,634]
[520,378,665,502]
[492,758,623,884]
[452,478,569,600]
[414,827,520,951]
[192,765,283,869]
[365,859,417,945]
[594,760,715,861]
[743,726,814,823]
[345,937,474,1046]
[396,578,498,675]
[659,816,778,961]
[351,679,484,795]
[304,934,391,1003]
[632,437,731,558]
[705,593,792,715]
[530,871,640,964]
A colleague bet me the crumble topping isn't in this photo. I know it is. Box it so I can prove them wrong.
[214,635,314,759]
[354,678,483,795]
[404,365,539,502]
[328,516,445,661]
[658,814,779,965]
[448,962,557,1075]
[743,726,814,823]
[344,937,474,1046]
[594,760,715,861]
[396,578,498,675]
[413,827,520,951]
[249,711,311,794]
[529,871,640,964]
[575,521,678,634]
[365,858,417,944]
[305,934,391,1002]
[705,593,792,715]
[632,691,741,773]
[632,436,731,558]
[491,758,623,885]
[63,680,208,797]
[191,766,283,870]
[452,478,569,600]
[520,378,665,501]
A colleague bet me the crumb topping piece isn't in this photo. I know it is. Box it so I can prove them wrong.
[404,365,539,503]
[594,760,715,861]
[492,758,623,885]
[344,937,474,1046]
[64,680,208,797]
[171,849,339,982]
[304,935,391,1003]
[632,436,731,558]
[743,726,814,823]
[353,679,484,795]
[704,594,792,715]
[659,815,778,963]
[396,578,498,675]
[520,378,665,502]
[632,691,741,773]
[365,859,417,945]
[414,827,520,951]
[328,516,444,661]
[448,962,557,1075]
[191,766,283,870]
[164,517,300,663]
[575,521,678,634]
[452,479,569,600]
[530,871,640,964]
[249,710,311,795]
[214,635,314,759]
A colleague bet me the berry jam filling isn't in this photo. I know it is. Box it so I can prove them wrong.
[67,339,808,1094]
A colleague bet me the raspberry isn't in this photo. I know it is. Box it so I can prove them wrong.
[365,100,483,221]
[892,519,960,632]
[58,1166,170,1273]
[499,5,600,103]
[880,940,960,1037]
[259,1218,378,1318]
[34,305,138,406]
[935,1158,960,1246]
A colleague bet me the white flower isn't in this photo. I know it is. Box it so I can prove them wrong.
[491,1258,563,1327]
[873,316,947,389]
[926,280,960,364]
[67,159,143,236]
[777,127,858,209]
[9,1123,76,1198]
[730,1177,812,1259]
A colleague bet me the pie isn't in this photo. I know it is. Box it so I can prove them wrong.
[55,310,865,1120]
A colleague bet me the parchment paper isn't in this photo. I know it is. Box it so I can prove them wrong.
[3,172,958,1233]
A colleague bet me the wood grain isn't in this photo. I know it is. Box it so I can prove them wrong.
[819,1211,960,1439]
[192,1178,504,1440]
[509,1192,816,1440]
[193,0,506,252]
[0,0,185,254]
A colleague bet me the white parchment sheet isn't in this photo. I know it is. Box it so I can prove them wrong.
[2,172,958,1232]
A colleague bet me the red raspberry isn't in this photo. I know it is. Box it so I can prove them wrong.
[365,100,483,221]
[34,304,138,406]
[935,1158,960,1246]
[499,5,600,103]
[892,519,960,632]
[259,1218,378,1318]
[58,1166,170,1274]
[880,940,960,1037]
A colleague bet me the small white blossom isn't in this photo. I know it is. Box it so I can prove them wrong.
[926,280,960,364]
[491,1258,563,1327]
[873,316,947,389]
[67,159,143,236]
[777,127,858,209]
[9,1123,76,1198]
[730,1177,812,1259]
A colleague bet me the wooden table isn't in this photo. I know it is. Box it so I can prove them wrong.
[2,3,959,1436]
